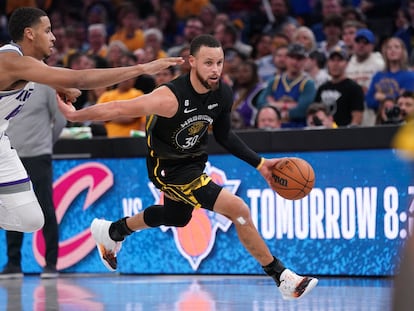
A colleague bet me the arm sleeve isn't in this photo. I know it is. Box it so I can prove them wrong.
[212,110,262,168]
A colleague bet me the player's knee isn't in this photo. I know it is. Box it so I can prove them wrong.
[165,210,192,227]
[21,202,44,232]
[1,201,45,232]
[231,200,252,226]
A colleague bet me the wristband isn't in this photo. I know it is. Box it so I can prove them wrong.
[256,157,265,170]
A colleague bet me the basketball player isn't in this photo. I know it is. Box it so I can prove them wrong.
[0,7,182,233]
[58,34,318,300]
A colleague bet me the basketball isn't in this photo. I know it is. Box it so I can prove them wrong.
[270,157,315,200]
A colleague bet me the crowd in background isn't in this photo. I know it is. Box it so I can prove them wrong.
[1,0,414,135]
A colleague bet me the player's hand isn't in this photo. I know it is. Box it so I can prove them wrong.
[56,87,81,103]
[258,158,280,186]
[140,57,184,75]
[56,92,77,120]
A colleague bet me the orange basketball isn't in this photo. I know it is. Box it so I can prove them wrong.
[270,157,315,200]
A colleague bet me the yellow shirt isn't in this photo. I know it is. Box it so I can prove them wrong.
[97,88,145,137]
[110,29,145,52]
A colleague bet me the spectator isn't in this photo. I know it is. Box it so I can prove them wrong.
[0,84,66,279]
[375,97,402,125]
[315,46,365,126]
[257,43,316,127]
[106,40,128,68]
[256,43,288,83]
[232,60,266,128]
[292,26,317,54]
[173,0,210,20]
[177,45,191,75]
[86,23,108,59]
[305,102,338,128]
[366,37,414,111]
[311,0,344,42]
[393,7,410,34]
[66,52,97,111]
[97,53,146,137]
[110,3,145,52]
[317,14,347,59]
[199,3,217,35]
[396,0,414,65]
[213,21,252,58]
[251,33,274,61]
[305,50,331,89]
[155,66,177,87]
[342,20,364,57]
[168,16,204,56]
[255,105,282,129]
[248,0,298,40]
[143,28,168,59]
[156,2,178,49]
[397,90,414,122]
[221,47,246,88]
[345,28,385,126]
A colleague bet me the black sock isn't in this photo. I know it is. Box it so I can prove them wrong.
[109,217,134,241]
[262,256,286,286]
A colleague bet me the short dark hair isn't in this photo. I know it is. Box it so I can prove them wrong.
[255,105,282,127]
[190,34,221,56]
[306,102,331,116]
[8,7,47,42]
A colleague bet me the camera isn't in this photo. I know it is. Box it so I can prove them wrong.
[312,115,323,126]
[385,105,402,124]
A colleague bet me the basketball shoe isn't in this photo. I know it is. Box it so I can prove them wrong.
[278,269,318,300]
[90,218,122,271]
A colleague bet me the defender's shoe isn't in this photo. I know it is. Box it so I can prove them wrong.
[90,218,122,271]
[278,269,318,300]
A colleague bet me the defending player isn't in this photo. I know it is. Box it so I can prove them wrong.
[0,7,182,233]
[58,34,318,300]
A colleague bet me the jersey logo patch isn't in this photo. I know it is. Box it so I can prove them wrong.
[184,107,197,113]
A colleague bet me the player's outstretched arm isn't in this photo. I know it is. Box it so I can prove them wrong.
[57,85,178,122]
[5,53,183,90]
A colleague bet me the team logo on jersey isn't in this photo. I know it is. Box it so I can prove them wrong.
[148,162,241,270]
[208,103,219,110]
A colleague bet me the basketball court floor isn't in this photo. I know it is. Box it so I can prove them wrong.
[0,274,394,311]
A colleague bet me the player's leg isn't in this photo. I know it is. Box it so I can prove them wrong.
[0,186,45,232]
[22,156,59,277]
[212,188,318,300]
[91,196,194,271]
[0,138,44,232]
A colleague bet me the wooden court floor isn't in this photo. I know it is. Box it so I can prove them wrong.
[0,274,395,311]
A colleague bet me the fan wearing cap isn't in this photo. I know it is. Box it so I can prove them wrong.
[314,45,365,126]
[256,43,316,128]
[345,28,385,126]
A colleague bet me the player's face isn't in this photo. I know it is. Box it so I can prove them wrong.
[30,16,56,60]
[191,46,223,91]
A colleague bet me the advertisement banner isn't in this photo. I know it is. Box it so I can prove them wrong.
[0,149,412,276]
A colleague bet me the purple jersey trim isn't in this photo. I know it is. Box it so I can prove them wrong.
[0,177,30,187]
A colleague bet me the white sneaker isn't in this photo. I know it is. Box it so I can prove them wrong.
[90,218,122,271]
[278,269,318,300]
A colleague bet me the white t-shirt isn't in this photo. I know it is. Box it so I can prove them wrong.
[345,52,385,93]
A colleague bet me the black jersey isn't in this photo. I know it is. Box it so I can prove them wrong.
[146,74,233,162]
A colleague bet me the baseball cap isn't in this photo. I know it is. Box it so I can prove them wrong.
[287,43,308,58]
[328,45,348,60]
[355,28,375,44]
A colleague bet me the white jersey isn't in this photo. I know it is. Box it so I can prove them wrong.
[0,43,35,136]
